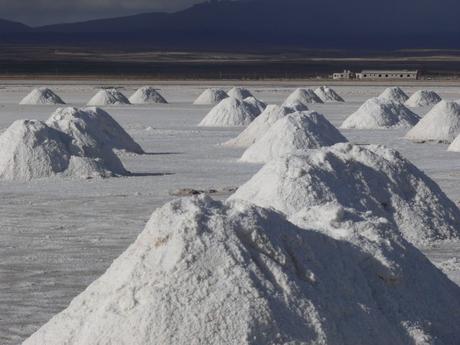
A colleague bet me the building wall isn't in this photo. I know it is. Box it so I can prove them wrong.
[356,71,418,80]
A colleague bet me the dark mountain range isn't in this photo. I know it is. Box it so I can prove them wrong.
[1,0,460,49]
[0,19,30,33]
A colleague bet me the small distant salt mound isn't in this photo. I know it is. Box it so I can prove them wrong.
[193,88,229,105]
[314,86,345,102]
[23,195,460,345]
[405,101,460,143]
[19,88,65,105]
[198,97,258,127]
[242,96,266,115]
[227,87,253,100]
[46,107,144,154]
[230,143,460,246]
[129,86,167,104]
[87,89,130,106]
[378,87,409,104]
[284,88,324,106]
[240,111,347,163]
[224,104,298,147]
[341,97,420,129]
[0,120,123,180]
[405,90,442,107]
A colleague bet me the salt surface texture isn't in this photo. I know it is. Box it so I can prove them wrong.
[198,97,259,127]
[240,111,347,163]
[129,86,168,104]
[193,88,229,105]
[19,88,65,105]
[87,89,130,106]
[23,195,460,345]
[405,101,460,143]
[231,143,460,246]
[341,97,420,129]
[405,90,442,107]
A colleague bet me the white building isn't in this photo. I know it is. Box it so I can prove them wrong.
[355,70,418,80]
[333,70,354,80]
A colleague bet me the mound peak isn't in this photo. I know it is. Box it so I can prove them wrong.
[87,89,131,106]
[129,86,168,104]
[198,97,259,127]
[240,111,348,163]
[19,87,65,105]
[227,87,253,100]
[378,87,409,104]
[405,90,442,107]
[23,195,460,345]
[193,88,229,105]
[230,143,460,246]
[284,88,324,106]
[341,97,420,129]
[314,86,345,102]
[242,96,266,115]
[405,100,460,143]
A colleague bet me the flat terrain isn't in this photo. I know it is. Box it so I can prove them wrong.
[0,80,460,344]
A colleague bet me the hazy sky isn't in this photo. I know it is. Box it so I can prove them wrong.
[0,0,205,26]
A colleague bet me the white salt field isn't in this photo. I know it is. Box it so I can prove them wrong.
[1,80,460,344]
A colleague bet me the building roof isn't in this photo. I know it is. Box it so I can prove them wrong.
[359,70,418,74]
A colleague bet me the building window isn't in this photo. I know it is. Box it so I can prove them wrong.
[400,74,403,78]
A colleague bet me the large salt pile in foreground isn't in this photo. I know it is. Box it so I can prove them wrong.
[23,195,460,345]
[46,107,144,154]
[193,88,229,105]
[341,97,420,129]
[19,88,65,105]
[224,104,305,147]
[87,89,131,106]
[405,101,460,143]
[0,119,127,180]
[240,111,347,163]
[284,88,324,106]
[198,97,258,127]
[405,90,442,107]
[129,86,168,104]
[378,87,409,104]
[227,87,253,100]
[314,86,345,102]
[231,143,460,246]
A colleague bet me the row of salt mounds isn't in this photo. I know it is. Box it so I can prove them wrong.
[341,97,420,129]
[314,86,345,102]
[23,194,460,345]
[46,107,144,155]
[129,86,168,104]
[224,102,308,147]
[19,88,65,105]
[227,87,253,100]
[405,101,460,143]
[193,88,228,105]
[87,89,131,106]
[230,143,460,246]
[198,97,262,127]
[0,119,127,181]
[378,86,409,104]
[405,90,442,107]
[284,88,323,107]
[240,111,347,163]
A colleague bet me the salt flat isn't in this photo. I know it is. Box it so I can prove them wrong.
[0,81,459,344]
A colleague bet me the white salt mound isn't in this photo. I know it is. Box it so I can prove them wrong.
[198,97,259,127]
[224,104,299,147]
[129,86,167,104]
[314,86,345,102]
[0,119,125,180]
[193,88,229,105]
[405,90,442,107]
[227,87,253,100]
[378,87,409,104]
[19,88,65,105]
[405,101,460,143]
[284,88,324,106]
[242,96,266,115]
[87,89,130,106]
[23,195,460,345]
[240,111,348,163]
[341,97,420,129]
[230,143,460,246]
[46,107,144,155]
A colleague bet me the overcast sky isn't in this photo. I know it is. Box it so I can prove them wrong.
[0,0,205,26]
